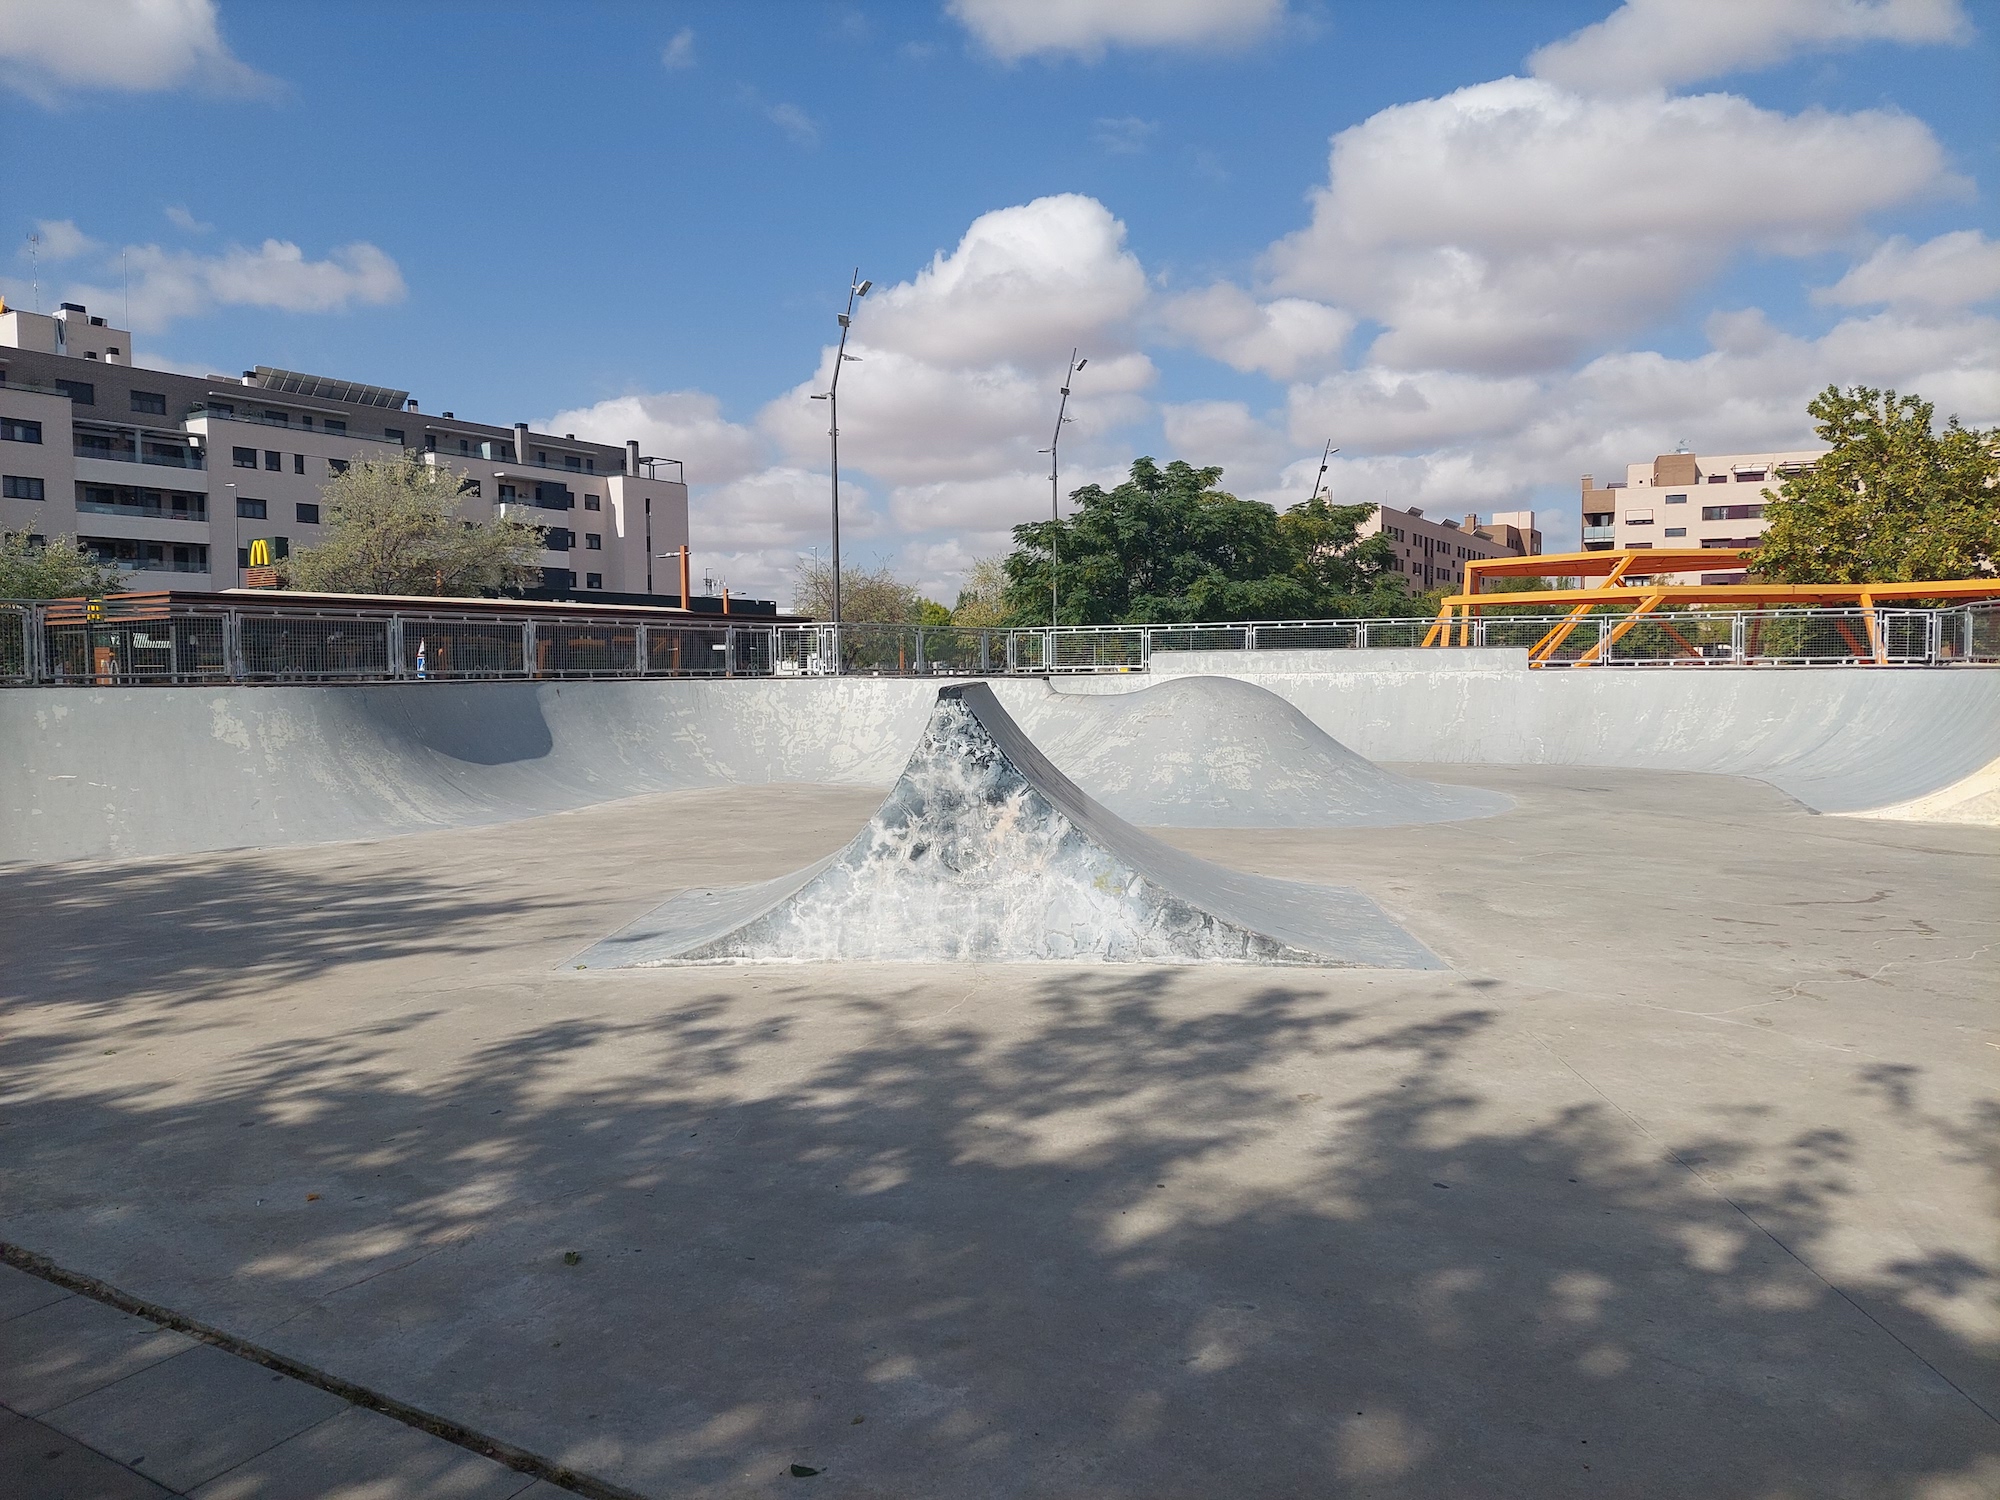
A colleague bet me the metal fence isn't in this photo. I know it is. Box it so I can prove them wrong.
[3,599,1996,687]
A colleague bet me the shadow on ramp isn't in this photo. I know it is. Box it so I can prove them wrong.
[578,683,1439,968]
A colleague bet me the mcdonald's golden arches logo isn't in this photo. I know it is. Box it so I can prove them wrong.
[248,538,273,567]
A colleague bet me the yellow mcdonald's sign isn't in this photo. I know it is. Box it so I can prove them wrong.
[248,538,272,567]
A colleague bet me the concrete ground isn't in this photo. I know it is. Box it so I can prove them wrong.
[1,769,1995,1498]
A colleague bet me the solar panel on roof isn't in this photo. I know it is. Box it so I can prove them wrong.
[254,366,409,410]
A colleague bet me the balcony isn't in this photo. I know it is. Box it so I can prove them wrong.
[1581,524,1616,544]
[77,497,208,522]
[74,437,205,469]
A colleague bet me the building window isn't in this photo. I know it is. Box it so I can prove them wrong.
[238,547,249,569]
[586,572,603,589]
[263,450,281,470]
[296,502,320,523]
[1664,526,1686,537]
[1702,503,1767,522]
[383,427,403,444]
[585,533,602,550]
[299,414,313,429]
[564,454,582,471]
[0,418,42,444]
[227,446,258,467]
[461,479,481,498]
[293,453,305,474]
[1734,470,1766,482]
[1707,474,1726,483]
[1626,541,1654,549]
[536,450,547,463]
[2,475,44,499]
[544,528,574,551]
[237,497,267,519]
[55,379,95,405]
[131,390,167,415]
[1664,493,1687,504]
[327,458,348,475]
[498,483,516,502]
[584,494,601,511]
[424,434,437,451]
[262,410,288,425]
[1624,510,1654,524]
[325,419,346,435]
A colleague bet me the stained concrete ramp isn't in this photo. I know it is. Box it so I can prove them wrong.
[1000,676,1510,827]
[579,683,1440,968]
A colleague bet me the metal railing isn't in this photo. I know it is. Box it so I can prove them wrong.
[2,600,1994,687]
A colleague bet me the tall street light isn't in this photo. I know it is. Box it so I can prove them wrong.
[1308,439,1339,502]
[810,269,870,631]
[1039,350,1086,626]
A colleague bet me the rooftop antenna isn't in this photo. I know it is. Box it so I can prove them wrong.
[25,231,41,312]
[122,247,129,328]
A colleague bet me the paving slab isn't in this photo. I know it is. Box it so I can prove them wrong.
[188,1403,537,1500]
[0,1260,74,1321]
[0,1293,198,1417]
[41,1342,347,1494]
[0,1404,174,1499]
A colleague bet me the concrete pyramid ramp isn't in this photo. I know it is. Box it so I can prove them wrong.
[1002,675,1512,828]
[579,682,1440,969]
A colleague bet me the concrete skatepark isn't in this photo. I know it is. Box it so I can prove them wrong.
[2,650,1996,1496]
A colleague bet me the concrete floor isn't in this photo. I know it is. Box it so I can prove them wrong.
[1,769,1995,1498]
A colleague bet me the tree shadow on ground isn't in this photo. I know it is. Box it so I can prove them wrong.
[3,937,1996,1496]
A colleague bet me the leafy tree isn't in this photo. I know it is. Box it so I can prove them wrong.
[1755,385,1999,583]
[0,532,127,599]
[950,557,1013,628]
[285,455,543,596]
[792,557,931,622]
[1002,457,1400,625]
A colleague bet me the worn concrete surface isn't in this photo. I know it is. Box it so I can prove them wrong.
[2,773,1996,1497]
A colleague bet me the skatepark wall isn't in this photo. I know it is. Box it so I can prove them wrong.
[4,651,1997,863]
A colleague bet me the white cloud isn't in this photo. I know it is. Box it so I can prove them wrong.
[163,204,212,233]
[661,27,695,70]
[0,0,273,102]
[1155,283,1353,379]
[1814,230,2000,312]
[1284,368,1542,454]
[64,238,405,332]
[949,0,1285,61]
[1530,0,1970,95]
[544,390,760,486]
[1266,77,1956,372]
[765,100,819,147]
[26,218,95,261]
[1093,115,1157,155]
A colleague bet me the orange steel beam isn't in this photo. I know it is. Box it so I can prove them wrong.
[1573,592,1666,666]
[1655,619,1704,659]
[1527,551,1643,663]
[1444,576,2000,611]
[1860,591,1882,665]
[1834,618,1868,659]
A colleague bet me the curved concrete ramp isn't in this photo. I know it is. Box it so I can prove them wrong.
[578,683,1441,969]
[1000,676,1510,828]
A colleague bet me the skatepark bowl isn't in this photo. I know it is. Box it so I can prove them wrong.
[2,646,1997,1498]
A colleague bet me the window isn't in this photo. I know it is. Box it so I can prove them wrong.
[535,450,547,463]
[3,475,44,499]
[293,453,305,474]
[498,483,516,502]
[232,446,257,468]
[84,352,99,361]
[1626,541,1654,550]
[564,454,582,471]
[1664,493,1687,504]
[584,494,601,511]
[238,547,249,569]
[55,379,94,405]
[262,410,288,425]
[1734,470,1766,482]
[299,414,313,429]
[264,450,281,470]
[1702,503,1766,522]
[324,419,346,435]
[1624,510,1654,525]
[458,437,470,454]
[237,497,267,519]
[586,572,603,589]
[1664,526,1686,538]
[461,480,481,498]
[131,390,167,415]
[383,427,403,444]
[296,502,320,524]
[424,433,437,451]
[544,527,574,551]
[2,418,44,444]
[1707,473,1726,483]
[585,457,595,473]
[327,458,348,475]
[585,533,602,550]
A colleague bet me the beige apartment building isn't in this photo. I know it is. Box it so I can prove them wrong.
[1356,505,1542,593]
[1580,448,1826,581]
[0,302,695,603]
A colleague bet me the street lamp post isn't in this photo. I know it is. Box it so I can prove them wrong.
[810,270,870,635]
[1039,350,1086,626]
[1307,439,1338,502]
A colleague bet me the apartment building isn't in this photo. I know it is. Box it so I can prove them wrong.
[1356,505,1542,593]
[0,302,692,601]
[1580,448,1826,581]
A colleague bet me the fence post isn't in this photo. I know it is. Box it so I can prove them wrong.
[1140,625,1152,673]
[522,619,535,678]
[914,622,926,674]
[980,630,991,674]
[635,622,648,676]
[387,615,405,679]
[725,625,736,678]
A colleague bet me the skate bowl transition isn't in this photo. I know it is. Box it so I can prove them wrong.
[580,682,1441,968]
[2,648,1997,863]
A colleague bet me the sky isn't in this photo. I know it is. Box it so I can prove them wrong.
[3,0,1998,604]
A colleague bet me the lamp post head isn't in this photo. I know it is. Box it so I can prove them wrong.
[855,279,872,296]
[837,313,851,328]
[1075,357,1087,372]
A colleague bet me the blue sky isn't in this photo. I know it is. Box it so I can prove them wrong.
[5,0,1998,601]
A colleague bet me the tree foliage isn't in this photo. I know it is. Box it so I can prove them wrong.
[1001,457,1400,625]
[0,532,127,599]
[285,455,543,597]
[792,556,944,623]
[949,557,1012,628]
[1755,385,1999,583]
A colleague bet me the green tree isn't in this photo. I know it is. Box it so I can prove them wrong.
[792,557,929,622]
[950,557,1013,628]
[285,455,543,596]
[1002,457,1400,625]
[0,532,127,599]
[1755,385,1999,583]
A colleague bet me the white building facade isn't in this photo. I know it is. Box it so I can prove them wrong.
[1355,506,1542,593]
[1580,449,1826,581]
[0,303,693,602]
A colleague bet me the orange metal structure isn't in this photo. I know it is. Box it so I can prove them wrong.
[1423,548,2000,665]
